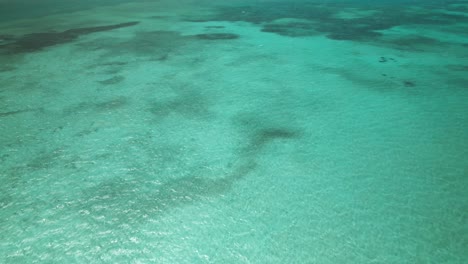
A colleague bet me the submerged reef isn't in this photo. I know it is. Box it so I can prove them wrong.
[0,21,139,54]
[195,33,239,40]
[189,2,468,42]
[261,21,316,37]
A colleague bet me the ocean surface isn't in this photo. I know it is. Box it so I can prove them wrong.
[1,0,467,263]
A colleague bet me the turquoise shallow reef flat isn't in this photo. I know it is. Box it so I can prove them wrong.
[1,0,467,262]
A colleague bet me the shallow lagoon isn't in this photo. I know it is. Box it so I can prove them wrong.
[1,0,467,262]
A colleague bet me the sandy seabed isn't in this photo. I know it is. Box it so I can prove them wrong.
[1,0,467,263]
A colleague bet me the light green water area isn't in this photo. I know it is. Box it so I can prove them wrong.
[1,0,467,263]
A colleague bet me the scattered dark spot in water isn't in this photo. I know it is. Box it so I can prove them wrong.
[403,80,416,87]
[0,21,139,54]
[148,15,168,19]
[378,57,396,63]
[94,97,128,111]
[0,34,16,46]
[27,150,63,169]
[98,61,128,67]
[53,126,63,133]
[0,108,41,117]
[447,5,468,12]
[262,128,298,139]
[0,65,16,72]
[152,53,169,61]
[195,33,239,40]
[98,75,125,85]
[234,114,302,155]
[5,32,75,53]
[261,22,316,37]
[88,61,128,74]
[102,68,122,75]
[205,26,225,29]
[0,153,10,163]
[65,97,129,115]
[0,34,15,41]
[251,128,300,149]
[391,35,438,46]
[446,64,468,71]
[386,35,441,51]
[76,127,99,137]
[0,109,27,117]
[327,29,382,41]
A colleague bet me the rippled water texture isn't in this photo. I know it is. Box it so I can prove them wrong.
[1,0,467,263]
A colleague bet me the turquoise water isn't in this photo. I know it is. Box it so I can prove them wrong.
[1,0,467,263]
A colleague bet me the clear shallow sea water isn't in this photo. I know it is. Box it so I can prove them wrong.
[1,0,467,263]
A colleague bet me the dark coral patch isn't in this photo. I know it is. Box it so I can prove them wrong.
[253,128,300,147]
[64,21,139,35]
[98,75,125,85]
[446,65,468,72]
[326,29,382,41]
[10,32,76,53]
[0,65,15,72]
[64,97,129,115]
[385,35,441,51]
[0,21,139,54]
[205,26,225,29]
[0,34,16,44]
[193,2,468,42]
[0,109,28,117]
[195,33,239,40]
[261,22,316,37]
[403,80,416,87]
